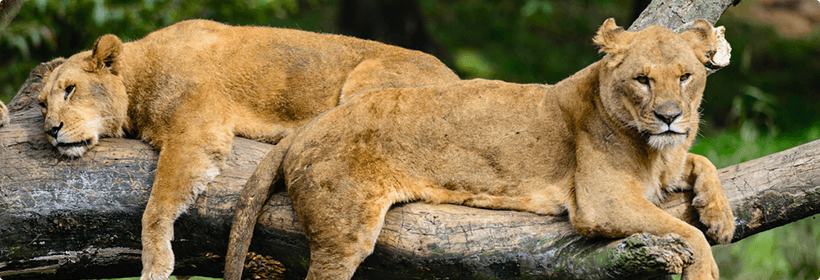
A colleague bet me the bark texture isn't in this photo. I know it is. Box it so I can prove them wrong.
[628,0,736,32]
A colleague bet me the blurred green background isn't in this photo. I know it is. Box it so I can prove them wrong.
[2,0,819,279]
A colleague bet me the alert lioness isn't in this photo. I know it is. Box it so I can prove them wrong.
[35,19,458,279]
[227,19,735,280]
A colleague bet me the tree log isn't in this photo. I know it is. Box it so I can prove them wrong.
[5,1,814,279]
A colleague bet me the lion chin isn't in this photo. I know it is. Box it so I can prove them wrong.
[643,119,692,150]
[50,136,97,158]
[647,130,689,150]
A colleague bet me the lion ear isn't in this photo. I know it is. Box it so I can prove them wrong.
[84,34,123,74]
[37,57,66,79]
[680,19,717,64]
[592,18,634,55]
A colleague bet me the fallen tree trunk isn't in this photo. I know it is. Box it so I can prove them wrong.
[6,1,816,279]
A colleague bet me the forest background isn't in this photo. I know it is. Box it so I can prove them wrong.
[1,0,818,279]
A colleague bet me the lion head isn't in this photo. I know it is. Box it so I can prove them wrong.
[38,35,129,157]
[593,19,716,150]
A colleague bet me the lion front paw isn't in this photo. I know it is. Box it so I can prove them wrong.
[681,259,720,280]
[687,154,735,245]
[141,255,174,280]
[140,237,175,280]
[691,184,735,245]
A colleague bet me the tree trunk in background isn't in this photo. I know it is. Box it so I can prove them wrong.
[629,0,737,31]
[7,1,810,279]
[0,0,28,29]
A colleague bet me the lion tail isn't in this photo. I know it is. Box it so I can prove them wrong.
[224,132,296,280]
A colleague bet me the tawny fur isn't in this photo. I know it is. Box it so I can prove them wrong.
[228,18,735,280]
[0,100,8,127]
[35,19,458,280]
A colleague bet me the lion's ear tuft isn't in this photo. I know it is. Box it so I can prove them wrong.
[592,18,633,55]
[681,19,716,65]
[84,34,123,74]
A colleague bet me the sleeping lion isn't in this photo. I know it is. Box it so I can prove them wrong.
[34,19,458,279]
[227,18,735,280]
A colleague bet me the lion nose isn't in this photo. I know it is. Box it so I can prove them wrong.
[654,102,681,125]
[45,122,64,138]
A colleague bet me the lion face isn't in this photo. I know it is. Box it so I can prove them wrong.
[38,35,129,157]
[594,19,715,150]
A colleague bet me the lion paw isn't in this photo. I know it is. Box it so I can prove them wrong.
[681,252,720,280]
[692,188,735,245]
[140,264,173,280]
[140,238,175,280]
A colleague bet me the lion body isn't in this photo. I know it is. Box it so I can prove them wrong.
[36,19,458,279]
[228,19,734,280]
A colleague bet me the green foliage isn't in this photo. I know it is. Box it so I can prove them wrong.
[417,0,631,83]
[700,15,820,135]
[713,215,820,280]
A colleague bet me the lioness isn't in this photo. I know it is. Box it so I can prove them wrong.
[227,18,735,280]
[35,19,458,279]
[0,100,8,127]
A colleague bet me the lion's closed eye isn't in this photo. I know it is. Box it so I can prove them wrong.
[64,85,76,100]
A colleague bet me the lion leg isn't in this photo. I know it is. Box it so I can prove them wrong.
[290,179,397,280]
[571,193,718,280]
[140,136,230,280]
[679,153,735,244]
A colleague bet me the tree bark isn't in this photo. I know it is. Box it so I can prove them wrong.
[628,0,736,32]
[0,0,28,29]
[5,1,808,279]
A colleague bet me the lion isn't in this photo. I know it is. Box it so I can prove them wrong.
[34,19,458,279]
[0,100,8,127]
[226,18,735,280]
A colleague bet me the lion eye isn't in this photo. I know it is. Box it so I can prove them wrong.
[635,75,649,85]
[680,73,691,82]
[64,85,75,100]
